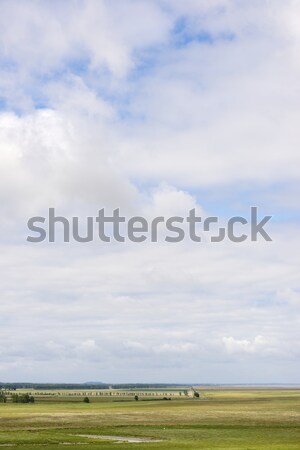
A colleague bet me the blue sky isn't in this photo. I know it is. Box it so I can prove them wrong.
[0,0,299,383]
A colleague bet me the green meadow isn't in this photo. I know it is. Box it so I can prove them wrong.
[0,389,299,449]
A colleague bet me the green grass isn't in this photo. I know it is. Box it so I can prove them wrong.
[0,389,299,449]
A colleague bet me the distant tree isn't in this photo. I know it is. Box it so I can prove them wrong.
[22,393,30,403]
[83,397,90,403]
[134,395,139,401]
[12,394,19,403]
[194,392,200,398]
[12,393,34,404]
[0,392,6,403]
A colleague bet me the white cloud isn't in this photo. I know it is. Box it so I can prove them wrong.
[0,0,171,78]
[222,336,269,355]
[0,0,299,383]
[278,288,300,306]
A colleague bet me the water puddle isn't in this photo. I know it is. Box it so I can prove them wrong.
[74,434,162,443]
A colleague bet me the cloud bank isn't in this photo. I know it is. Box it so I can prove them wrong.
[0,0,299,383]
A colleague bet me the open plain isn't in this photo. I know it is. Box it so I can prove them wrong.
[0,388,299,449]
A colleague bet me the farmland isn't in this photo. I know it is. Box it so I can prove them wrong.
[0,388,299,449]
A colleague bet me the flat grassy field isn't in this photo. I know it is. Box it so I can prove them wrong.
[0,389,299,449]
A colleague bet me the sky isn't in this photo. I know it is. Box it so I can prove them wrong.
[0,0,299,384]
